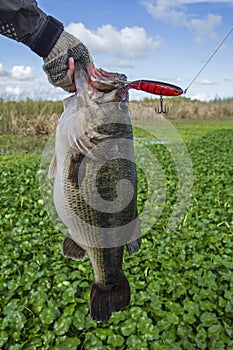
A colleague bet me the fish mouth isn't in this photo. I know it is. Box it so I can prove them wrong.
[90,68,127,93]
[92,80,125,93]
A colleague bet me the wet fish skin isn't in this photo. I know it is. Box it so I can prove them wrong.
[49,64,141,322]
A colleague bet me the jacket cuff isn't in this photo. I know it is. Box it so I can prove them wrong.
[31,16,64,58]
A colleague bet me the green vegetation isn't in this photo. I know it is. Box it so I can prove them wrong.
[134,118,233,142]
[1,113,233,348]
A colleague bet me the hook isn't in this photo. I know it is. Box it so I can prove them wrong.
[155,96,169,114]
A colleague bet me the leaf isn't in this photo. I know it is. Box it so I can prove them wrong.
[54,317,72,335]
[107,334,125,347]
[126,335,148,349]
[183,298,200,316]
[63,304,75,316]
[84,333,104,349]
[6,345,22,350]
[167,312,179,325]
[94,329,109,341]
[134,291,150,305]
[195,327,207,350]
[39,306,58,325]
[131,306,144,319]
[41,331,55,347]
[0,331,8,347]
[72,310,85,330]
[23,337,43,349]
[200,312,218,327]
[183,313,196,324]
[61,287,76,304]
[109,310,125,325]
[121,319,137,337]
[208,324,224,338]
[54,336,81,350]
[30,291,48,314]
[199,299,215,311]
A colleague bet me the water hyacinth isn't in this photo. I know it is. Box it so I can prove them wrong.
[1,124,233,348]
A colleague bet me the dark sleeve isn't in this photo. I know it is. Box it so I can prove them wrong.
[0,0,64,58]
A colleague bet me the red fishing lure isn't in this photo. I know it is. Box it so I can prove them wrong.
[123,80,183,97]
[121,80,183,114]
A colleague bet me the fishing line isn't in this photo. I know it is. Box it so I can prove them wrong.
[184,27,233,94]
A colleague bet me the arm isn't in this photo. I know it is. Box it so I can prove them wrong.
[0,0,62,58]
[0,0,94,91]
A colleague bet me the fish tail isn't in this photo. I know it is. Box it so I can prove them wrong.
[126,237,141,255]
[62,234,86,260]
[90,273,130,322]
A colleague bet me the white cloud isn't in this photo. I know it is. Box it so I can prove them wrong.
[177,0,233,4]
[0,62,8,76]
[11,65,33,80]
[66,22,161,62]
[191,92,214,101]
[142,1,227,41]
[0,63,34,80]
[143,1,187,25]
[0,71,69,101]
[174,76,182,83]
[102,59,135,70]
[224,76,233,82]
[189,14,221,43]
[4,86,22,96]
[197,78,215,85]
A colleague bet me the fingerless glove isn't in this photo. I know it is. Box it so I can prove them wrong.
[43,31,93,91]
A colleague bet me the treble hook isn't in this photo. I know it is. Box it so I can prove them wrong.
[155,96,169,114]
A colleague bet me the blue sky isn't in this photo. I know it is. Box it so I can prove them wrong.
[0,0,233,101]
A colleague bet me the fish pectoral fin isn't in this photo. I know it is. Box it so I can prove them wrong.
[90,273,130,322]
[48,153,57,179]
[68,152,86,187]
[62,234,86,260]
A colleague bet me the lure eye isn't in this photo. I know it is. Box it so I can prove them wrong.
[174,90,179,95]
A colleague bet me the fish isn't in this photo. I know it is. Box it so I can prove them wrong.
[48,63,141,322]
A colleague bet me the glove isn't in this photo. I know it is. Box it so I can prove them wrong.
[43,31,93,92]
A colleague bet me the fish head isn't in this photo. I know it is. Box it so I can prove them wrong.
[74,64,128,104]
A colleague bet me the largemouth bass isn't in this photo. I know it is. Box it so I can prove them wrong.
[48,64,141,322]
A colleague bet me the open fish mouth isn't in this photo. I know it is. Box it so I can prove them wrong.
[90,67,127,92]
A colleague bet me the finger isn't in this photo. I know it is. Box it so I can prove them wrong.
[68,57,76,92]
[68,57,75,77]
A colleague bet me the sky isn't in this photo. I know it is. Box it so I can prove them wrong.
[0,0,233,101]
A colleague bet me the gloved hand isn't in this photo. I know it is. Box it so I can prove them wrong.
[43,31,94,92]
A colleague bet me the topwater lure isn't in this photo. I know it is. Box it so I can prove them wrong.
[121,80,183,114]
